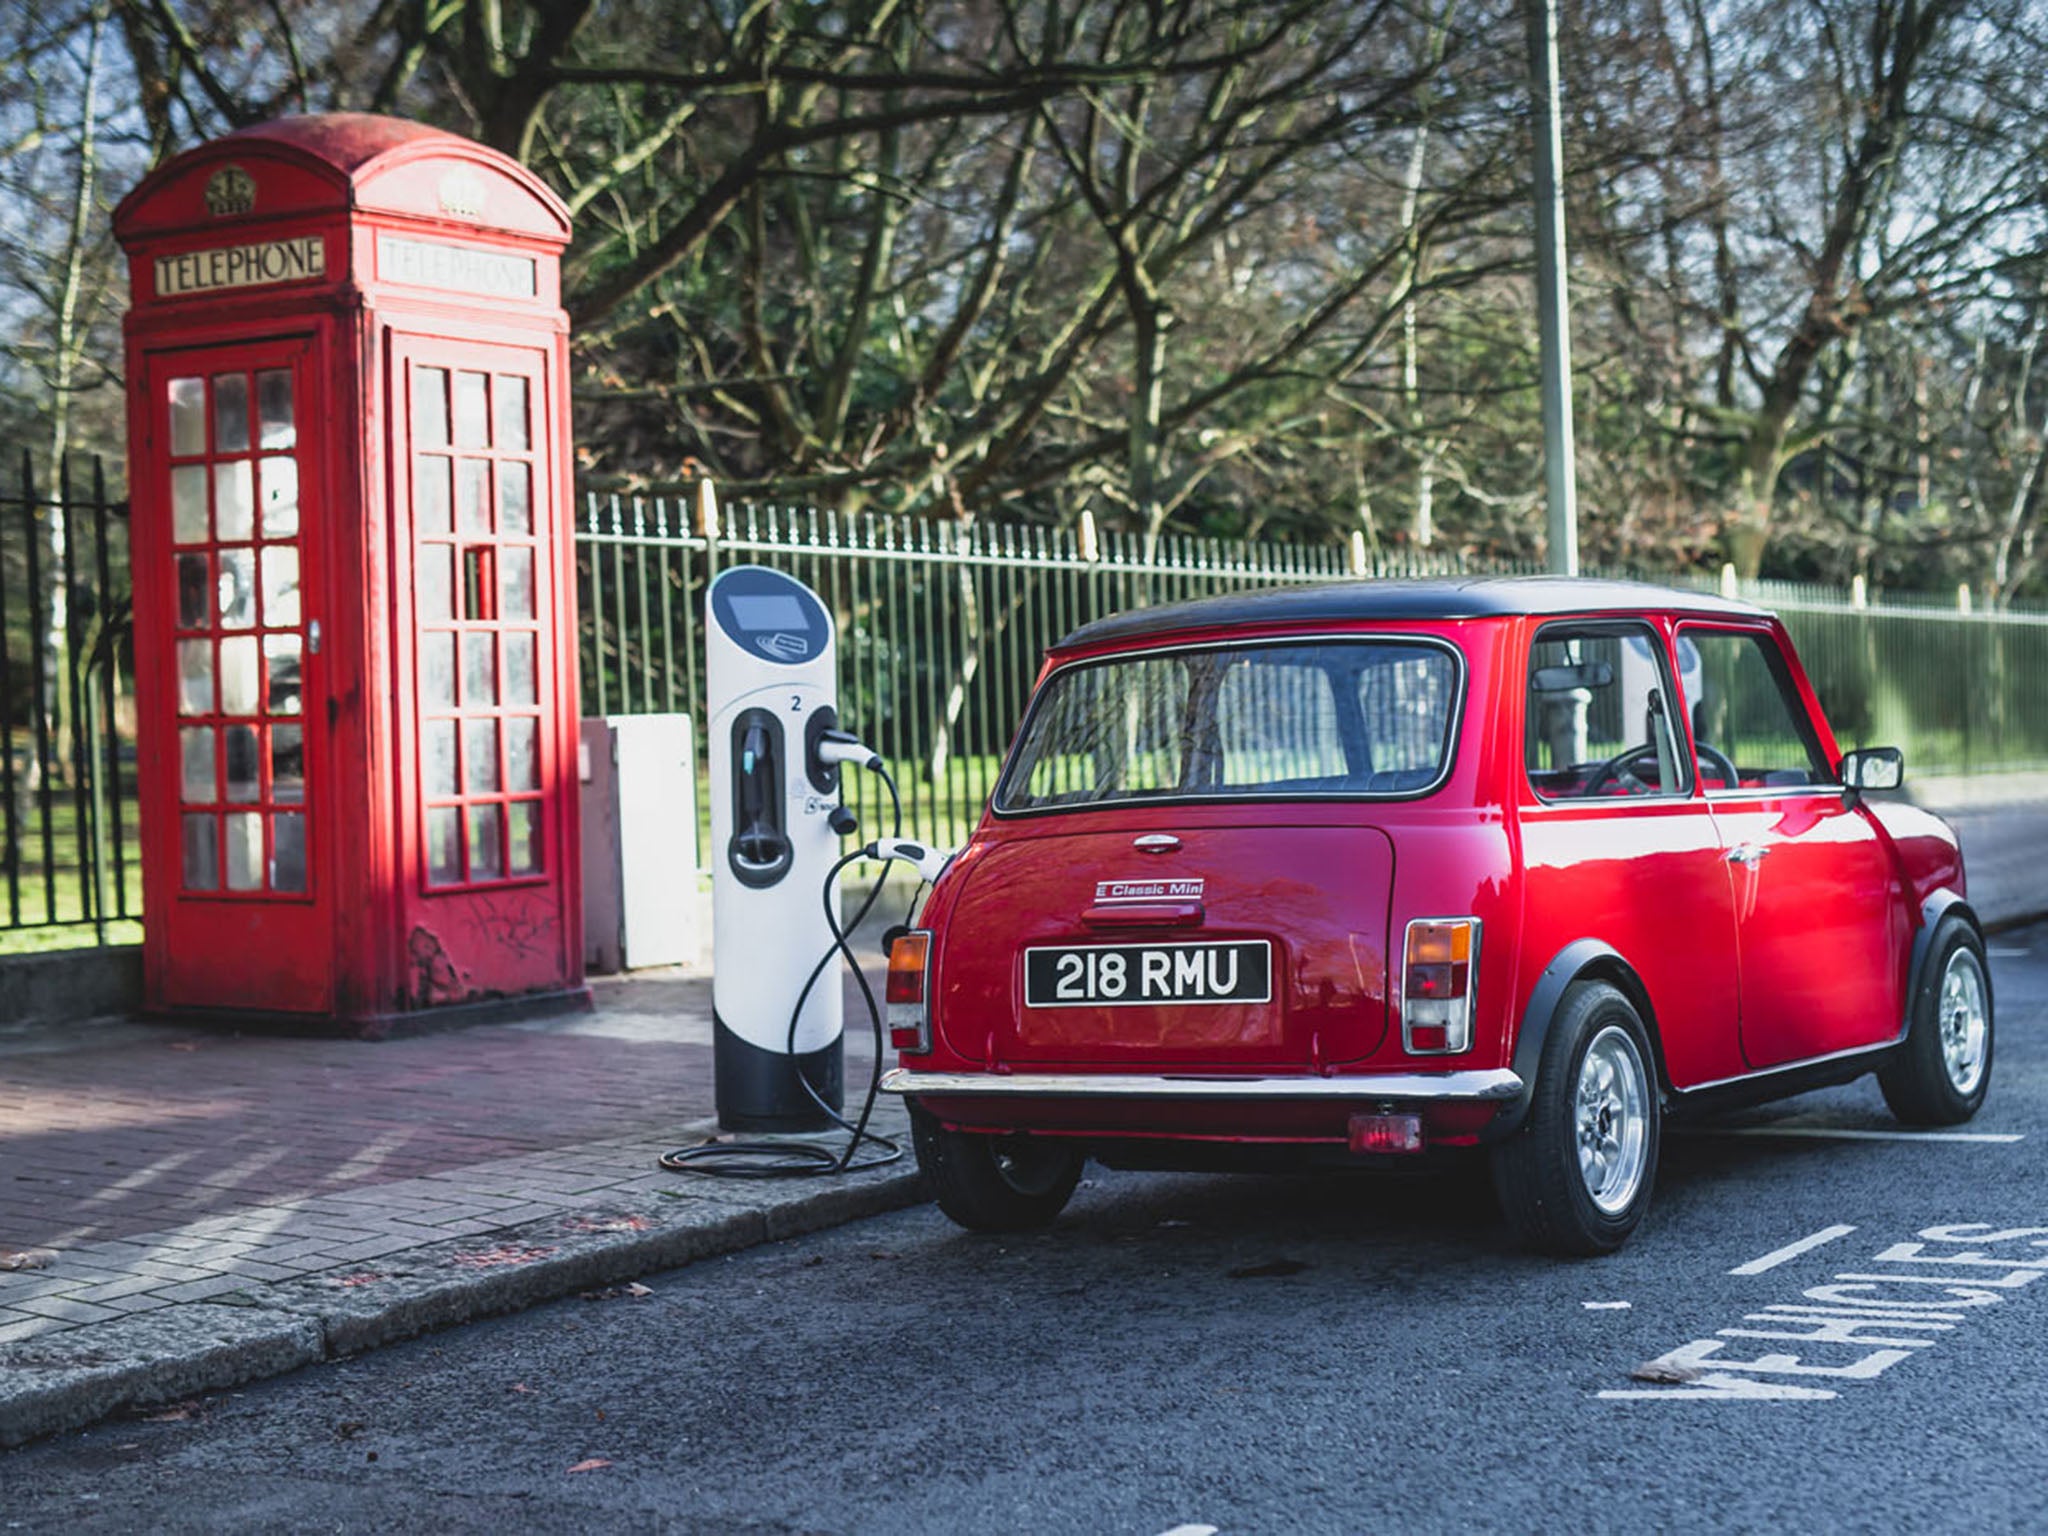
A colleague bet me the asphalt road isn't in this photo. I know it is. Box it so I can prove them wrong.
[8,921,2048,1534]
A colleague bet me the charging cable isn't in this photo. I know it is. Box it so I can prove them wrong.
[660,753,950,1178]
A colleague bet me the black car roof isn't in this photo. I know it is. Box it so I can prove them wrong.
[1054,575,1768,650]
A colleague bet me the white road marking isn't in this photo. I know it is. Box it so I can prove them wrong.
[1156,1527,1219,1536]
[1583,1300,1632,1310]
[1693,1127,2024,1144]
[1730,1224,1857,1276]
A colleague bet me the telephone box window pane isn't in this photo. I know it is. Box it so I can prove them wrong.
[178,640,212,715]
[271,812,307,892]
[214,460,254,541]
[180,727,216,803]
[416,456,452,535]
[419,546,453,621]
[182,814,219,890]
[465,718,500,793]
[256,369,295,450]
[506,717,538,791]
[225,812,262,890]
[426,807,462,886]
[262,546,301,627]
[421,633,456,710]
[259,455,299,538]
[177,555,209,628]
[218,549,256,628]
[213,373,250,454]
[265,635,302,714]
[462,547,494,621]
[496,376,529,450]
[468,803,503,880]
[224,724,261,803]
[499,461,531,534]
[219,636,259,715]
[423,719,458,798]
[169,377,206,456]
[415,367,449,448]
[172,465,209,542]
[457,458,490,534]
[454,371,489,448]
[501,547,534,620]
[504,632,536,706]
[508,801,541,875]
[463,633,496,706]
[272,724,305,803]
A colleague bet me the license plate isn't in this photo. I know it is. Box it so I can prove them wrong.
[1024,941,1272,1007]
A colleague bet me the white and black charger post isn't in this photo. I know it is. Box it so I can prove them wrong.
[705,564,849,1132]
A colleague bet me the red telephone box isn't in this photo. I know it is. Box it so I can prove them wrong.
[114,114,585,1032]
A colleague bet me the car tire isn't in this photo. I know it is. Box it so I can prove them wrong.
[910,1104,1085,1233]
[1878,920,1993,1126]
[1491,981,1660,1257]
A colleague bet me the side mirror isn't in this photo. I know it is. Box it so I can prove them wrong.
[1839,746,1904,794]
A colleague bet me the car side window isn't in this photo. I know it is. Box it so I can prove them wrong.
[1676,629,1831,791]
[1525,622,1689,800]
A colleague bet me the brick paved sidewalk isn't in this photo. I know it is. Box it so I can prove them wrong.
[0,968,916,1442]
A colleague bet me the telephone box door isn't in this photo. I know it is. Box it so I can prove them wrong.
[390,333,568,971]
[141,338,332,1013]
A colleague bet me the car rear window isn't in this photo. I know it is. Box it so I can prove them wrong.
[994,640,1461,812]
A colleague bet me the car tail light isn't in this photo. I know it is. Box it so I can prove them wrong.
[1349,1111,1425,1155]
[886,930,932,1054]
[1403,918,1479,1054]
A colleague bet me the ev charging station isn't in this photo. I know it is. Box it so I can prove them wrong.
[707,566,848,1131]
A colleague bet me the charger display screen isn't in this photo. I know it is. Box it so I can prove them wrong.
[728,594,808,632]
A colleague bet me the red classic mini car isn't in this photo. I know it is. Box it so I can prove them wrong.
[879,578,1994,1254]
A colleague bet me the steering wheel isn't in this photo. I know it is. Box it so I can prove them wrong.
[1691,740,1741,791]
[1584,741,1740,796]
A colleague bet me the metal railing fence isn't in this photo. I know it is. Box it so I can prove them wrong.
[0,452,2036,952]
[0,452,137,948]
[575,492,2048,858]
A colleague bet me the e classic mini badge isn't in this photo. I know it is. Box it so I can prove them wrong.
[1094,879,1204,902]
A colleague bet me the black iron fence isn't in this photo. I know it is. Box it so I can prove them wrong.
[574,490,2048,856]
[1,452,2044,953]
[0,451,136,950]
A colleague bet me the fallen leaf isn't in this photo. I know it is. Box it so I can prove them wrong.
[334,1273,385,1288]
[1227,1259,1310,1279]
[509,1383,535,1395]
[595,1409,605,1423]
[335,1421,366,1440]
[565,1458,613,1475]
[866,1250,901,1261]
[565,1215,652,1234]
[1629,1360,1702,1385]
[140,1402,202,1423]
[0,1249,57,1272]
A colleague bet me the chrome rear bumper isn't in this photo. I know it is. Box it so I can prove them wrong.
[878,1068,1523,1102]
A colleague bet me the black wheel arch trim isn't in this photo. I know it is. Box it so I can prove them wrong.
[1906,890,1981,1038]
[1485,938,1664,1142]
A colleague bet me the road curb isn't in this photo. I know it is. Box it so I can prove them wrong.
[0,1161,925,1448]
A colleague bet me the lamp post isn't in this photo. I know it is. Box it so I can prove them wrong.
[1525,0,1579,576]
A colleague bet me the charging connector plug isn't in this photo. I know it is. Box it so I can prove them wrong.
[866,837,954,883]
[815,729,883,772]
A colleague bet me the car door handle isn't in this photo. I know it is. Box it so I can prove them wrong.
[1724,844,1770,866]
